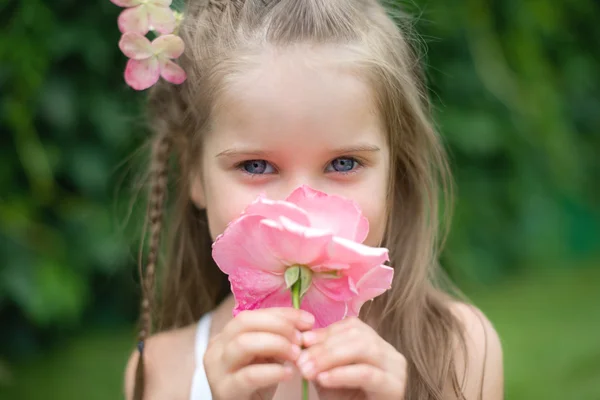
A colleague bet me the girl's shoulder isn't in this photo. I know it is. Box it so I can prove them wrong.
[448,302,504,399]
[124,323,198,400]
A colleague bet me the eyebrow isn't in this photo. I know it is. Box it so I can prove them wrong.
[216,148,272,158]
[216,144,381,158]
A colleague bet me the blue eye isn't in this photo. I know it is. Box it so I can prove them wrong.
[328,157,356,173]
[241,160,274,174]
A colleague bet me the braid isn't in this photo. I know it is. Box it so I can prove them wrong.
[130,0,257,398]
[133,132,172,400]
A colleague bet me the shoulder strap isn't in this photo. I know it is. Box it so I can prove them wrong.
[190,313,213,400]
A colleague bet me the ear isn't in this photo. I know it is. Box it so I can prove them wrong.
[189,169,206,209]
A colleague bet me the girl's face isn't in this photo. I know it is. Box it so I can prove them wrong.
[191,47,390,247]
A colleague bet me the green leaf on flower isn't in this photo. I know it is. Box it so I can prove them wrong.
[299,266,312,298]
[284,265,300,288]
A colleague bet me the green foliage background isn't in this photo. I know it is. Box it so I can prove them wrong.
[1,0,599,398]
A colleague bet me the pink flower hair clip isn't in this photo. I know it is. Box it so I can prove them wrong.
[110,0,187,90]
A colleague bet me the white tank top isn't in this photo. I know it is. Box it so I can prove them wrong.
[190,313,213,400]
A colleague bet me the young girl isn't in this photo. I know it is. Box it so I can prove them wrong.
[124,0,503,399]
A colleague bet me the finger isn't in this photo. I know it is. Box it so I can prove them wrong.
[316,364,403,396]
[224,332,301,371]
[218,363,294,399]
[301,327,328,347]
[298,318,388,379]
[301,317,369,346]
[224,308,315,344]
[297,334,385,379]
[258,307,316,330]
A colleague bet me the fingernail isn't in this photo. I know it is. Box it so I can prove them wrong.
[317,372,329,383]
[302,331,316,345]
[301,312,315,325]
[295,330,302,344]
[291,345,301,359]
[297,351,309,366]
[300,361,314,377]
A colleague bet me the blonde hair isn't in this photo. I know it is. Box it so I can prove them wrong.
[134,1,468,399]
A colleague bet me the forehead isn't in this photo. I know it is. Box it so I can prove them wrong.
[207,45,385,151]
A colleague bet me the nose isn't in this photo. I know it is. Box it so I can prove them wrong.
[273,175,325,200]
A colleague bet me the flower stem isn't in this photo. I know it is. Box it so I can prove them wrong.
[291,279,309,400]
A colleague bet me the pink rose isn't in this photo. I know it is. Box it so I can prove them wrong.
[212,185,394,329]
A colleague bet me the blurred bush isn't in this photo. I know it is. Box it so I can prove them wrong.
[0,0,599,359]
[418,0,600,284]
[0,0,144,357]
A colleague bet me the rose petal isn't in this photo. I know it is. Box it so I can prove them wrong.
[260,216,332,266]
[147,5,176,34]
[328,236,389,268]
[118,5,150,34]
[212,214,286,275]
[243,197,311,227]
[309,262,349,273]
[323,236,389,284]
[348,265,394,316]
[312,274,356,302]
[152,34,184,59]
[110,0,141,7]
[119,32,153,59]
[285,185,369,242]
[251,285,293,311]
[124,58,160,91]
[302,286,347,328]
[230,269,285,316]
[160,59,186,84]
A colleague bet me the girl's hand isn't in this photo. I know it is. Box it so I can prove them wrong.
[204,307,315,400]
[298,317,407,400]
